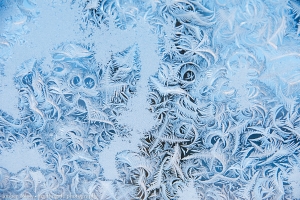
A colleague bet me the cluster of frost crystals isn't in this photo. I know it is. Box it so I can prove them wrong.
[0,41,141,198]
[2,0,300,199]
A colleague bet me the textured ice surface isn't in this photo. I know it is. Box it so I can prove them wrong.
[1,0,300,199]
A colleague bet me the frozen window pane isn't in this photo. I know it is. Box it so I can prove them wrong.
[1,0,300,199]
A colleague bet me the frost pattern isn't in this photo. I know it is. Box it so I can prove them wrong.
[1,0,300,199]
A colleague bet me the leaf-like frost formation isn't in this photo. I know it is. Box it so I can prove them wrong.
[1,0,300,199]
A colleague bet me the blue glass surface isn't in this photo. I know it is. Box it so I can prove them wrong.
[1,0,300,199]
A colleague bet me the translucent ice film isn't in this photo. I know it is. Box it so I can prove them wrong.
[1,0,300,199]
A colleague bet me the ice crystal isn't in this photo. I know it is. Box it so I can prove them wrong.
[1,0,300,199]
